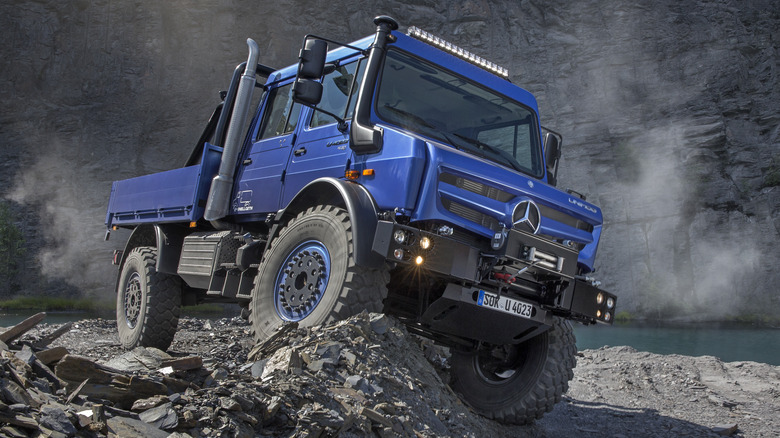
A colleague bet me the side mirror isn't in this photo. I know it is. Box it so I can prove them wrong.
[292,38,327,106]
[543,129,562,186]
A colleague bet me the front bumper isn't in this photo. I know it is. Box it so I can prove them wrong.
[372,220,617,330]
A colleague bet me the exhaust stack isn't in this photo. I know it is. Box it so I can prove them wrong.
[204,38,260,221]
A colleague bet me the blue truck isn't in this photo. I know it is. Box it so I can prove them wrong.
[105,16,616,424]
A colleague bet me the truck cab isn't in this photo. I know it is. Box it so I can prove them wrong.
[105,16,615,425]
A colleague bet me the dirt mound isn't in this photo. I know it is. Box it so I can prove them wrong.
[6,314,779,437]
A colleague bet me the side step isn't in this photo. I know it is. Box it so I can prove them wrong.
[177,231,264,299]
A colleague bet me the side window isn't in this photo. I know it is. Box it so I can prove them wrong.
[257,83,301,140]
[310,59,365,128]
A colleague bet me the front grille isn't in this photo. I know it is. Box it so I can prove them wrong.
[441,199,500,231]
[538,204,594,233]
[439,173,514,202]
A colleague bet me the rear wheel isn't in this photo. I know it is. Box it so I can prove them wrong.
[250,205,388,341]
[449,318,576,424]
[116,246,181,350]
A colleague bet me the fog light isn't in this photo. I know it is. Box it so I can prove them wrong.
[393,230,407,245]
[419,237,432,250]
[606,297,615,309]
[415,255,424,265]
[393,249,404,260]
[604,311,612,322]
[596,310,602,318]
[596,292,604,305]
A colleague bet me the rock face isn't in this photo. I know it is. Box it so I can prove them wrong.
[1,0,778,319]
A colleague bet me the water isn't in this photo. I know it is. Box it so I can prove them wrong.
[574,321,780,366]
[0,311,107,328]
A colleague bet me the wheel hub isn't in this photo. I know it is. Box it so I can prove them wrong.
[274,241,330,321]
[124,272,142,329]
[476,344,524,383]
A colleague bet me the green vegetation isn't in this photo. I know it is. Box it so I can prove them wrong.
[0,202,25,295]
[614,311,633,323]
[0,296,113,313]
[762,153,780,188]
[0,296,231,317]
[731,313,780,327]
[763,168,780,188]
[181,303,229,316]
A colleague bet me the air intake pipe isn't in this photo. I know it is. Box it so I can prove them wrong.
[204,38,260,222]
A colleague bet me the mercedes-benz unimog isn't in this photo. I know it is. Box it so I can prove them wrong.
[105,16,616,424]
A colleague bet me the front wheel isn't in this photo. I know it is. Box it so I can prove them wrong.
[250,205,388,341]
[449,318,576,424]
[116,246,181,350]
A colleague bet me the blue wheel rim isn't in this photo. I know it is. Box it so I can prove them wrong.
[274,240,331,321]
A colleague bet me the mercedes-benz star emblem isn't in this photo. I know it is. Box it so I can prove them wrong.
[513,200,541,234]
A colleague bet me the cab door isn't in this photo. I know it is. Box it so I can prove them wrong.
[281,60,364,205]
[232,82,302,215]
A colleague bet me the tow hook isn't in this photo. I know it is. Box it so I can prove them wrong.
[493,261,540,284]
[493,272,516,283]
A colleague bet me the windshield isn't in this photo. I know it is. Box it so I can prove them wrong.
[376,49,543,177]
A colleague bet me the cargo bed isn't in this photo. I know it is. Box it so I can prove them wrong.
[105,144,222,227]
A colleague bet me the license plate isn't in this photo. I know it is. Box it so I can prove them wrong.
[477,290,534,319]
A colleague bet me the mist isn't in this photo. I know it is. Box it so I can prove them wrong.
[0,0,777,321]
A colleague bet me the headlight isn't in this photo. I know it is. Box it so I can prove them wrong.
[393,230,407,245]
[419,237,432,250]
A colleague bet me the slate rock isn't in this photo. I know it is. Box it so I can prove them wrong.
[250,359,267,378]
[39,405,78,436]
[105,347,172,372]
[107,416,169,438]
[13,346,35,365]
[138,402,178,431]
[370,314,389,335]
[131,394,169,412]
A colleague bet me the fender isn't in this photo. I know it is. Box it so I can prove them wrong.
[274,177,385,269]
[115,224,186,290]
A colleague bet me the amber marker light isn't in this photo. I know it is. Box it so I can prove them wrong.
[362,169,375,176]
[345,170,360,180]
[189,222,197,228]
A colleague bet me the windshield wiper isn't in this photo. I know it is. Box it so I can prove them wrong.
[450,133,523,172]
[381,105,436,129]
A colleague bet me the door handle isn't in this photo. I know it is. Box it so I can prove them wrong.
[294,147,307,157]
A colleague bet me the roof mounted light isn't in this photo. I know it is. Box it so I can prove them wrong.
[407,26,510,79]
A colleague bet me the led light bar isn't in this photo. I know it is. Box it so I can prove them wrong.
[407,26,510,79]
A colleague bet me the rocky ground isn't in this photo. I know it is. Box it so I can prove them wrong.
[2,313,778,437]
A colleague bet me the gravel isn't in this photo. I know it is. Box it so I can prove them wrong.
[10,314,779,437]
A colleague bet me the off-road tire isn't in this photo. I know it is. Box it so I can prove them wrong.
[116,246,181,350]
[449,318,576,424]
[250,205,389,341]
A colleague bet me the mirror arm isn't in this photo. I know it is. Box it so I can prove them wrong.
[310,107,348,133]
[301,34,370,56]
